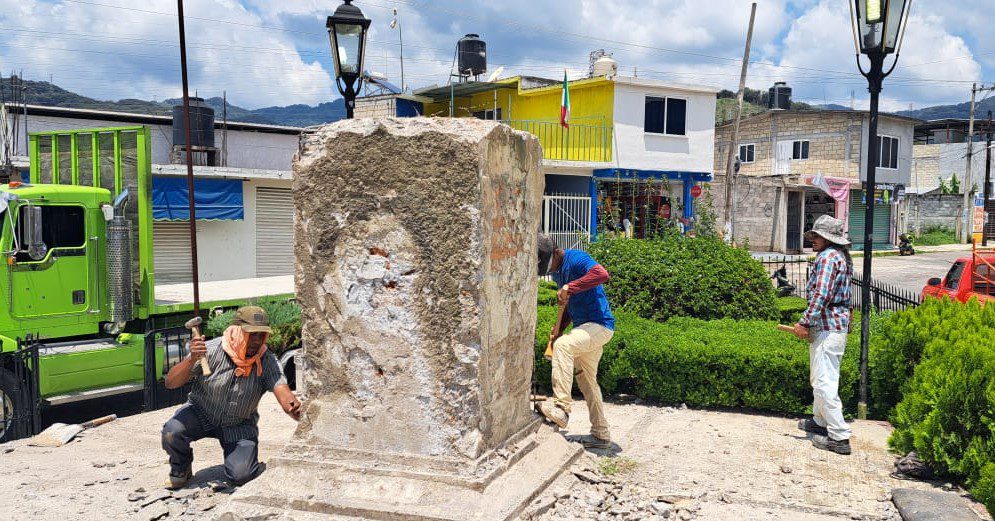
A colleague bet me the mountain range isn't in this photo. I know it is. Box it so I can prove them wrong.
[0,77,346,127]
[0,76,987,127]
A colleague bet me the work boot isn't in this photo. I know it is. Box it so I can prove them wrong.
[165,467,193,490]
[575,434,611,450]
[797,418,828,436]
[811,434,851,455]
[538,400,569,429]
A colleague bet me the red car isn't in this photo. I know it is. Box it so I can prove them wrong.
[922,251,995,304]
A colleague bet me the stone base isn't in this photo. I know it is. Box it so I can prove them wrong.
[222,422,582,521]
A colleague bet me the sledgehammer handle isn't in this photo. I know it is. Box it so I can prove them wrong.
[191,326,212,376]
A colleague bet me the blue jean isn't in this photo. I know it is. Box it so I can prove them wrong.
[161,405,260,484]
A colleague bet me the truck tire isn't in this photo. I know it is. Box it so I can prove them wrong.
[0,370,22,443]
[278,350,299,391]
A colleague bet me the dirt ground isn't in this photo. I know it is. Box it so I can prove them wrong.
[0,395,988,521]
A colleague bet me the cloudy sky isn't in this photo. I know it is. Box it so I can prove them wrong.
[0,0,988,112]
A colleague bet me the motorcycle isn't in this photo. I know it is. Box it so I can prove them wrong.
[771,265,796,297]
[898,234,915,256]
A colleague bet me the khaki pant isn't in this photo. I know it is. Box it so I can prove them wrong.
[551,322,614,440]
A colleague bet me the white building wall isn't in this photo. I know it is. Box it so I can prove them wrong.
[859,116,915,186]
[175,177,291,282]
[611,81,717,173]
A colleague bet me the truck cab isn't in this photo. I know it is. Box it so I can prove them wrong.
[922,251,995,304]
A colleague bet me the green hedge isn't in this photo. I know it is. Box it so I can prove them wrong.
[778,296,809,324]
[204,299,302,356]
[587,235,778,323]
[533,305,861,415]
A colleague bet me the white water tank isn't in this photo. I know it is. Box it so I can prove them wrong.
[593,56,618,78]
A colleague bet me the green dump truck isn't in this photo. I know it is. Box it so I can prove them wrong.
[0,126,294,441]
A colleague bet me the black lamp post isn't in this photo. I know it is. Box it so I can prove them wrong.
[850,0,911,419]
[327,0,371,119]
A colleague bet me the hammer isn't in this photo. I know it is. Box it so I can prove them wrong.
[185,316,212,376]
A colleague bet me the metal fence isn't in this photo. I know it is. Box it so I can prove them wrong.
[0,337,41,442]
[851,274,921,312]
[542,194,592,252]
[759,257,919,312]
[143,326,193,411]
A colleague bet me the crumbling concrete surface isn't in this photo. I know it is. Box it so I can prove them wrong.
[292,117,544,461]
[223,117,574,520]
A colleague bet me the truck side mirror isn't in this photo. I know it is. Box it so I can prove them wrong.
[23,205,47,261]
[927,277,942,287]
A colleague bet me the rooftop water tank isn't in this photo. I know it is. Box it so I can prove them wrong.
[457,34,487,77]
[172,97,215,148]
[593,56,618,77]
[768,82,792,110]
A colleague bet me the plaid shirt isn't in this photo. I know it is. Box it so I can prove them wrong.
[801,248,852,333]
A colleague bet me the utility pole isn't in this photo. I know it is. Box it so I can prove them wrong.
[722,2,757,242]
[985,111,993,246]
[963,83,995,242]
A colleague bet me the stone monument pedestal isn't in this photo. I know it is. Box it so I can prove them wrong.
[224,118,580,520]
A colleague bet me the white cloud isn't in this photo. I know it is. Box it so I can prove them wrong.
[774,0,981,110]
[0,0,336,108]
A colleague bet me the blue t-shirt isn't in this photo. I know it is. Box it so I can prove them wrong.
[551,249,615,330]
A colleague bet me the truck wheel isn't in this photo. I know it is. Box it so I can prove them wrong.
[278,350,299,391]
[0,370,21,443]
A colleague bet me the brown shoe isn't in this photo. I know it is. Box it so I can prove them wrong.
[538,400,569,429]
[576,435,611,450]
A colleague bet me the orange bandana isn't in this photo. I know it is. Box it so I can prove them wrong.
[222,325,268,377]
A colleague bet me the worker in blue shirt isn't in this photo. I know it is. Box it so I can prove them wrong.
[537,234,616,449]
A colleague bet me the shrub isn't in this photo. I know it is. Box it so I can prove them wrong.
[973,464,995,515]
[777,296,809,324]
[915,225,958,246]
[534,305,860,415]
[587,235,778,323]
[869,298,995,419]
[204,299,302,356]
[889,333,995,488]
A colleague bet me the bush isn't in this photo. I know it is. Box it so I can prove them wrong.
[534,305,860,415]
[777,297,809,324]
[588,235,778,322]
[204,299,302,356]
[973,464,995,515]
[869,298,995,419]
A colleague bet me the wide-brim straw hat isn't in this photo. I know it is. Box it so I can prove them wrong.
[804,215,851,246]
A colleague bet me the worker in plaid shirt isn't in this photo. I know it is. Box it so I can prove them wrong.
[792,215,853,455]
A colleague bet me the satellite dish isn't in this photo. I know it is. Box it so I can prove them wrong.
[486,66,505,83]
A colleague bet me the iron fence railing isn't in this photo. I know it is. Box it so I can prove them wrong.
[143,326,193,411]
[502,119,612,162]
[0,337,41,442]
[851,274,921,312]
[759,257,919,312]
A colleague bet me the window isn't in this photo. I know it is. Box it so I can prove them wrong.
[15,205,86,262]
[738,144,755,163]
[472,108,502,121]
[644,96,687,136]
[792,140,810,160]
[974,264,995,296]
[877,135,899,169]
[944,261,965,290]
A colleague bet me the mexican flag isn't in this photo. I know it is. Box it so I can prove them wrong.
[560,69,570,129]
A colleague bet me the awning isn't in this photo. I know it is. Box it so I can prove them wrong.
[593,168,713,182]
[152,177,244,221]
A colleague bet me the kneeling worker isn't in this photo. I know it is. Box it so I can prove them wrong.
[161,306,303,488]
[537,234,616,449]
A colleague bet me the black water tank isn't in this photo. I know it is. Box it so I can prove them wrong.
[172,97,215,148]
[768,82,792,110]
[458,34,487,77]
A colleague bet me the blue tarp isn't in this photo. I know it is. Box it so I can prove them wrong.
[152,177,244,221]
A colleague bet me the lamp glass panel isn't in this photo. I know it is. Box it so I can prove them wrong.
[334,23,363,75]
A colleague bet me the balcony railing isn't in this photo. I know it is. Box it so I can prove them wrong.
[501,119,613,163]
